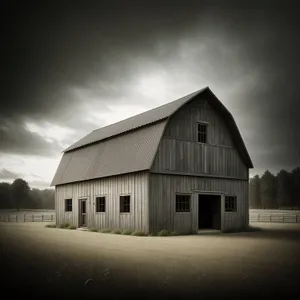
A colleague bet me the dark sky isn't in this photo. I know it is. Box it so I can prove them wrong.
[1,0,300,187]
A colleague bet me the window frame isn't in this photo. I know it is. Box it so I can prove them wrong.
[65,198,72,212]
[175,193,191,213]
[95,196,106,213]
[196,122,208,144]
[225,195,237,212]
[120,195,131,213]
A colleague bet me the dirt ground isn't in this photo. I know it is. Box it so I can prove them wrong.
[1,222,299,299]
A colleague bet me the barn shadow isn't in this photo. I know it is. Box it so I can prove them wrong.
[220,223,300,242]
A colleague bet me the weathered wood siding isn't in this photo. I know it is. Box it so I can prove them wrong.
[149,174,249,233]
[55,171,149,232]
[151,95,248,178]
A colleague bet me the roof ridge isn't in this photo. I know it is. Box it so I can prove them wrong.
[91,87,207,132]
[63,86,208,152]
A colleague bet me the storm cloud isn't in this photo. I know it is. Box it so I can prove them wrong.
[1,0,300,185]
[0,168,22,180]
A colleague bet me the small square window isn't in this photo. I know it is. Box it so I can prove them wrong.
[96,196,106,212]
[225,196,237,212]
[120,195,130,213]
[197,123,207,143]
[65,199,72,212]
[176,195,191,212]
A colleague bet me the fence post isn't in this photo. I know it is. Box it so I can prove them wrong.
[51,215,53,221]
[16,215,18,222]
[32,214,34,222]
[24,214,26,222]
[42,215,43,222]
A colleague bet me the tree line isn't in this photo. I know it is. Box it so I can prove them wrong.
[250,167,300,209]
[0,178,54,210]
[1,169,300,210]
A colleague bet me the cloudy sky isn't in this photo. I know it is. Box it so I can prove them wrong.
[1,0,299,188]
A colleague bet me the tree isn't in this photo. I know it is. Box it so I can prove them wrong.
[260,170,277,209]
[10,178,30,210]
[249,175,261,208]
[0,182,11,208]
[290,167,300,209]
[275,169,292,208]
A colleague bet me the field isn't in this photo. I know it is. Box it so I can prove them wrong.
[1,222,299,299]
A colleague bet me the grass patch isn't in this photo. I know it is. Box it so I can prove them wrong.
[100,228,112,233]
[45,224,56,228]
[122,229,133,235]
[88,228,98,232]
[131,230,148,236]
[68,225,77,230]
[59,223,70,229]
[157,229,171,236]
[170,231,179,236]
[112,229,122,234]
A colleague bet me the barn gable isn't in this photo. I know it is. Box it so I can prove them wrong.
[151,89,252,178]
[51,87,253,186]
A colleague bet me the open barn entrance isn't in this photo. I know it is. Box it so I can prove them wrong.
[198,194,221,231]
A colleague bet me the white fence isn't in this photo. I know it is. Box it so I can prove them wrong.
[249,209,300,223]
[0,210,55,222]
[1,209,299,224]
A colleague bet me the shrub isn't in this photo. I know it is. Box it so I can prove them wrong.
[112,229,122,234]
[88,228,98,232]
[131,231,148,236]
[157,229,171,236]
[100,228,112,233]
[170,231,179,236]
[122,229,133,235]
[68,225,77,230]
[45,224,56,228]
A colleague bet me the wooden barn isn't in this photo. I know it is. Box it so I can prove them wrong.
[51,87,253,234]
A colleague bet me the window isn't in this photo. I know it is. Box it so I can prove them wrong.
[225,196,237,212]
[176,194,191,212]
[197,123,207,143]
[65,199,72,212]
[96,196,106,212]
[120,195,130,213]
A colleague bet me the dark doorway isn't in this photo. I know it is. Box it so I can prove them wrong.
[79,199,87,227]
[198,194,221,229]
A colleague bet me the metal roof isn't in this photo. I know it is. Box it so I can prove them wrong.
[50,120,167,186]
[63,88,206,152]
[51,86,253,186]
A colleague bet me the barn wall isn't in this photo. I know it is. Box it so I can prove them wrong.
[55,171,149,232]
[149,173,249,233]
[151,95,248,178]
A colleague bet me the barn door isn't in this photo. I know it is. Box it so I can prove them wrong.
[79,199,87,227]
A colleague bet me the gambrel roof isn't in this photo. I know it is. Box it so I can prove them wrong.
[51,87,253,186]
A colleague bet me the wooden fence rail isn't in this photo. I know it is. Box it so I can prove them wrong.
[0,214,56,222]
[249,213,300,223]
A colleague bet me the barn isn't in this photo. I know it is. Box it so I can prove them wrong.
[51,87,253,234]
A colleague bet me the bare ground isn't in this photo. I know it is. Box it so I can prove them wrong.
[1,222,300,299]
